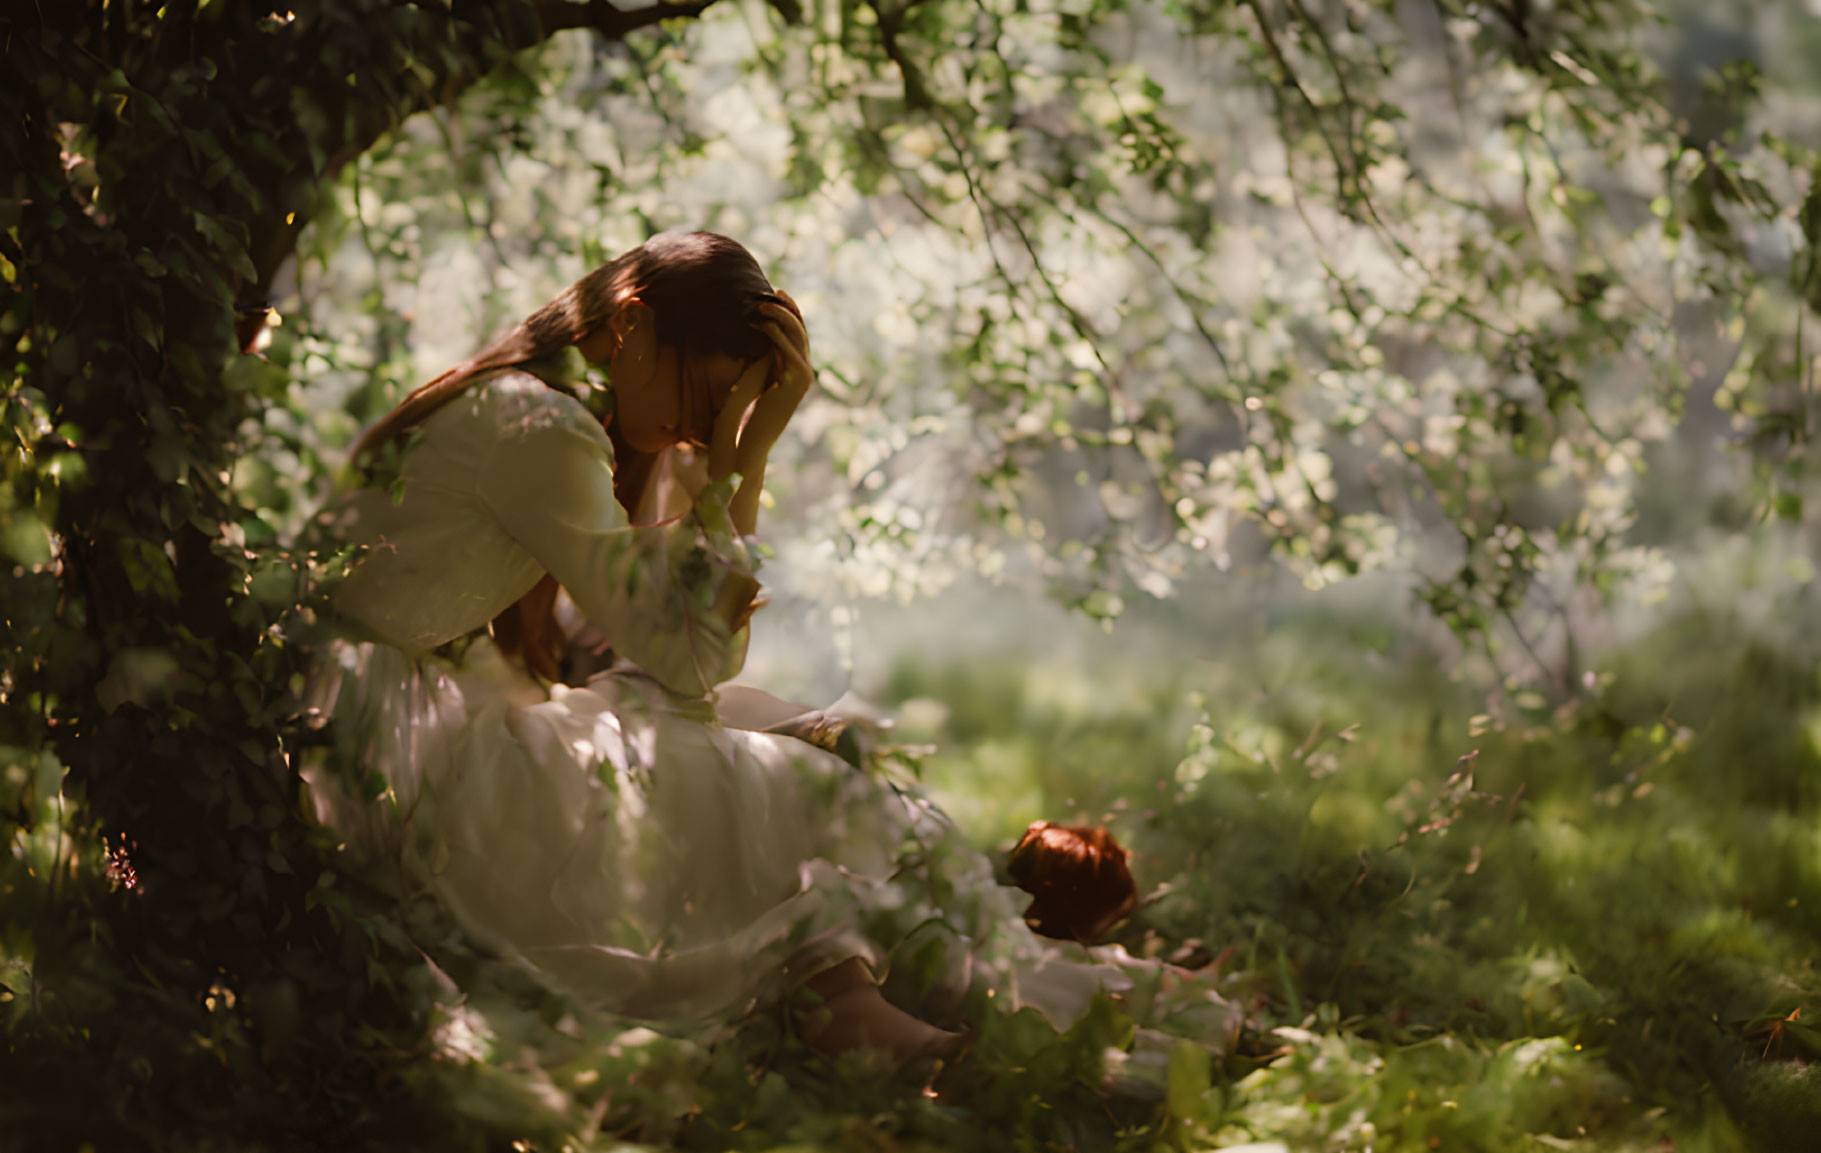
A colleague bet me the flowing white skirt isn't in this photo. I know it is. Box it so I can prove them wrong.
[308,638,923,1028]
[306,638,1232,1047]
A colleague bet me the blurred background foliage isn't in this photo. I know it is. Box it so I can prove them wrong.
[7,0,1821,1148]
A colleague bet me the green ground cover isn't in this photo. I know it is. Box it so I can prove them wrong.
[863,608,1821,1152]
[9,599,1821,1151]
[406,606,1821,1149]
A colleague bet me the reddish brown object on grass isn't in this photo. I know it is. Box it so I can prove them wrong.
[1006,821,1137,942]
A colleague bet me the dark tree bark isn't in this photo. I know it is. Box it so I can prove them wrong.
[0,2,712,1144]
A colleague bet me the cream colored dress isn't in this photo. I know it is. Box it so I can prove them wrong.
[310,370,1230,1053]
[311,370,910,1027]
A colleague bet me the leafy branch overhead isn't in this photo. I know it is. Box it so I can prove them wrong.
[299,0,1819,687]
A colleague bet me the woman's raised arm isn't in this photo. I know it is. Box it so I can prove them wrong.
[477,403,756,698]
[719,296,814,537]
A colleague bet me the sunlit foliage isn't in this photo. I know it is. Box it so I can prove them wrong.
[290,0,1819,686]
[6,0,1821,1149]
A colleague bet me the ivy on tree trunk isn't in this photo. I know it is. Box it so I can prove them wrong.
[0,2,716,1144]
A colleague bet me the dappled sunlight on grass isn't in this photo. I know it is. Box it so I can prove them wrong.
[864,606,1821,1150]
[12,606,1820,1150]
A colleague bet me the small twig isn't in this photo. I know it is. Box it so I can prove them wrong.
[864,0,935,110]
[428,109,510,277]
[1087,205,1234,386]
[1280,0,1360,171]
[1499,604,1558,693]
[1242,0,1356,210]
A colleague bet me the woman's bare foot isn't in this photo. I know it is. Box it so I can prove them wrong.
[800,958,965,1064]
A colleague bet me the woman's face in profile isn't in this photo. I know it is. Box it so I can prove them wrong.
[613,344,687,454]
[579,302,756,456]
[578,304,683,454]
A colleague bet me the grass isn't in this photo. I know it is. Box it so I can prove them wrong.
[9,599,1821,1151]
[848,604,1821,1151]
[390,598,1821,1151]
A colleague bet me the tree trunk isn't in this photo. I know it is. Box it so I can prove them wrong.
[0,1,711,1142]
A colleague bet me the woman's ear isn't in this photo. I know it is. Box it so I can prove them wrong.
[607,301,659,393]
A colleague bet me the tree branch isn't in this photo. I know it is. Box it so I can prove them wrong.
[242,0,721,299]
[534,0,719,37]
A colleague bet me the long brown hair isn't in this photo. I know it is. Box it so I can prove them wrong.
[352,232,784,462]
[352,232,793,681]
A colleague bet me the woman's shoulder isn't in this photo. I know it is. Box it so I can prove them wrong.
[449,369,607,446]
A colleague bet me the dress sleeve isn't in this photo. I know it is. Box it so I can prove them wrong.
[476,411,755,698]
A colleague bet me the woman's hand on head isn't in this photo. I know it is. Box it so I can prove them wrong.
[735,295,814,477]
[759,294,812,405]
[708,358,770,482]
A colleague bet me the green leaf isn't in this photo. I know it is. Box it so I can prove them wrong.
[1165,1038,1212,1125]
[192,212,257,282]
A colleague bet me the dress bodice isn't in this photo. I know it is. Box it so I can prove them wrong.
[333,371,753,698]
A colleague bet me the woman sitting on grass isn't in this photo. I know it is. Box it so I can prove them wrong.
[313,232,966,1061]
[310,231,1205,1069]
